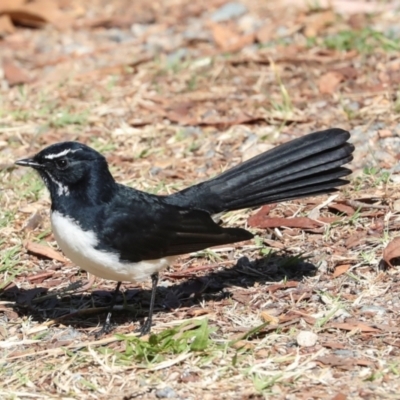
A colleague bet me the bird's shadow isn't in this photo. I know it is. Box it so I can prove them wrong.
[1,250,318,331]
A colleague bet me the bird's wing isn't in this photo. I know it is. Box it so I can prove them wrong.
[98,193,252,262]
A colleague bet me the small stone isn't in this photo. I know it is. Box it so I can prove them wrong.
[166,48,189,65]
[334,349,354,357]
[391,174,400,184]
[347,101,360,111]
[393,199,400,211]
[211,2,248,22]
[360,305,386,315]
[155,387,177,398]
[296,331,318,347]
[378,129,393,138]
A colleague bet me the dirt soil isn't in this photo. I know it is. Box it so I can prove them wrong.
[1,0,400,399]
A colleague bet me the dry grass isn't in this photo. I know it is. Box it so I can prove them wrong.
[1,0,400,398]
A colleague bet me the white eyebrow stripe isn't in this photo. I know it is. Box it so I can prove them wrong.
[44,148,80,159]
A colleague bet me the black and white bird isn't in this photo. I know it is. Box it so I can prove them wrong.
[15,128,354,336]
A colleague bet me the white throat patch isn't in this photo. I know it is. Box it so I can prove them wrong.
[44,171,69,196]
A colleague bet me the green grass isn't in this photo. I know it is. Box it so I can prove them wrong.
[103,319,216,365]
[7,170,45,203]
[309,28,400,53]
[0,244,23,289]
[50,109,89,128]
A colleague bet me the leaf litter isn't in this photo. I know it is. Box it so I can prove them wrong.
[1,0,400,399]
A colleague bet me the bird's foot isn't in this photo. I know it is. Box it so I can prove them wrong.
[92,322,115,339]
[137,318,152,336]
[92,312,114,338]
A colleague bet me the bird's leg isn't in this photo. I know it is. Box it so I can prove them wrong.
[140,273,159,336]
[94,281,122,338]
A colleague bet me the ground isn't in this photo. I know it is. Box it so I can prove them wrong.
[1,0,400,399]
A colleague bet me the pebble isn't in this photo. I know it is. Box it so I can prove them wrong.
[360,305,386,315]
[211,2,248,22]
[296,330,318,347]
[381,137,400,153]
[166,48,189,65]
[54,327,85,341]
[334,349,354,357]
[155,387,177,398]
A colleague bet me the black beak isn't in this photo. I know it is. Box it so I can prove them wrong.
[15,158,42,169]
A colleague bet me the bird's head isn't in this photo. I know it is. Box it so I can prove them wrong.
[15,141,116,204]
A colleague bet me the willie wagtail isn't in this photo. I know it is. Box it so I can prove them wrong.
[15,128,354,336]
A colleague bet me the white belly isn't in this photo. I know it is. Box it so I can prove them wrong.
[51,211,175,282]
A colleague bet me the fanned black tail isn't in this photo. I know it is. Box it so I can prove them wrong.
[169,128,354,214]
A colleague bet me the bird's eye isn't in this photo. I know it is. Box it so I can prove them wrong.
[54,158,69,169]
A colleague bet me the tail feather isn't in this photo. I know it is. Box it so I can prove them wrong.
[168,128,354,214]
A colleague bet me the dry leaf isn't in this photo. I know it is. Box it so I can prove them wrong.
[323,341,346,350]
[332,264,351,278]
[26,271,55,283]
[304,10,335,37]
[318,71,344,94]
[378,129,393,138]
[255,24,274,43]
[316,355,372,368]
[231,340,254,350]
[248,216,323,229]
[329,202,355,216]
[334,66,358,80]
[210,23,254,52]
[25,241,67,263]
[382,237,400,268]
[328,322,380,333]
[267,281,298,293]
[345,232,366,249]
[260,311,279,325]
[3,59,31,86]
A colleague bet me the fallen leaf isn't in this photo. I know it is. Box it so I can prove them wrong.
[25,241,67,263]
[333,66,358,80]
[304,10,336,37]
[323,341,346,350]
[260,311,279,325]
[187,308,211,317]
[210,23,255,52]
[255,24,274,43]
[318,71,344,94]
[267,281,298,293]
[22,211,43,231]
[248,216,323,229]
[332,264,351,278]
[316,355,373,368]
[345,232,366,249]
[3,59,30,86]
[26,271,55,283]
[230,340,255,350]
[165,112,267,128]
[382,237,400,268]
[329,202,355,216]
[369,323,400,333]
[247,204,276,224]
[327,322,380,333]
